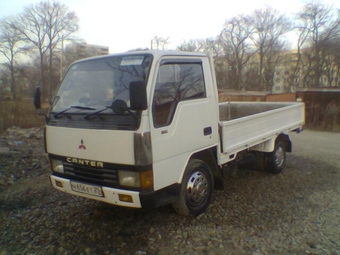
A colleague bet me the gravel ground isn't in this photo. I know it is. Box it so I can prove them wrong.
[0,128,339,255]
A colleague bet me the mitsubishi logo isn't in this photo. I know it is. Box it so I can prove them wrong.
[78,139,86,150]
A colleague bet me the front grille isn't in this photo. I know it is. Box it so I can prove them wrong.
[63,162,118,187]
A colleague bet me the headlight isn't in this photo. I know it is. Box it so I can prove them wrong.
[118,171,140,188]
[51,159,64,173]
[118,170,153,190]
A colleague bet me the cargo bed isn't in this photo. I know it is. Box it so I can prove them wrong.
[218,102,305,163]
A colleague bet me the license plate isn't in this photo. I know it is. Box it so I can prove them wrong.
[70,181,104,197]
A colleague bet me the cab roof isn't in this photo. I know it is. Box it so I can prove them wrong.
[73,50,208,64]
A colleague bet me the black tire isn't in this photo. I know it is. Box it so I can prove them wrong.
[171,159,214,216]
[264,140,286,174]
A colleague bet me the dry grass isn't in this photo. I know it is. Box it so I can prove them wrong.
[0,98,45,134]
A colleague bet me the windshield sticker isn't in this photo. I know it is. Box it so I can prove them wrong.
[120,56,144,66]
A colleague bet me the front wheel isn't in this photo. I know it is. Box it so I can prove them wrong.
[171,159,213,216]
[264,140,286,174]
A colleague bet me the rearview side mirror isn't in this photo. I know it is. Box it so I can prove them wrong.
[130,81,147,111]
[34,87,41,109]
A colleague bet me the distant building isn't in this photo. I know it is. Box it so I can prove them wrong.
[215,47,340,93]
[272,49,340,93]
[271,50,300,94]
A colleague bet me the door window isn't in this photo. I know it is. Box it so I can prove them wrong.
[152,61,205,127]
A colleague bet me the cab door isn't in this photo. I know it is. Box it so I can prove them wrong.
[150,57,219,190]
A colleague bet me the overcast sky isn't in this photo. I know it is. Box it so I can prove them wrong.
[1,0,340,53]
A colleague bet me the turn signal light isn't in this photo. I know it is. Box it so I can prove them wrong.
[140,170,153,190]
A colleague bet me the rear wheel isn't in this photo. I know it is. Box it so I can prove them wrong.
[172,159,213,216]
[264,140,286,174]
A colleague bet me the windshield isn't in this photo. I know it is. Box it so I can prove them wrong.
[51,54,152,113]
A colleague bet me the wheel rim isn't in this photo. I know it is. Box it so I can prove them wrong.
[186,171,209,207]
[274,145,285,168]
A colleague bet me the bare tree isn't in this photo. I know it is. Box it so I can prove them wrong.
[151,36,169,50]
[0,17,27,99]
[321,38,340,86]
[220,14,256,90]
[177,39,205,52]
[177,38,223,58]
[290,15,310,90]
[12,1,79,101]
[264,40,287,92]
[331,39,340,86]
[0,65,9,100]
[43,1,79,97]
[12,4,49,100]
[296,0,340,87]
[249,6,292,91]
[17,63,41,96]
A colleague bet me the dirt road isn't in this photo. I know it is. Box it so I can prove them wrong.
[290,130,340,165]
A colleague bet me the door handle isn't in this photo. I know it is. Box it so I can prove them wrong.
[203,127,212,136]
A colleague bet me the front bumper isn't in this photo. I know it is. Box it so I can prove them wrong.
[50,175,142,208]
[50,174,181,209]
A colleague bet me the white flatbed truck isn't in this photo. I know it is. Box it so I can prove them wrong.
[34,51,305,216]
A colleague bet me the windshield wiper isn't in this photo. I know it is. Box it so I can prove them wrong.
[53,105,96,119]
[84,106,112,120]
[83,100,139,120]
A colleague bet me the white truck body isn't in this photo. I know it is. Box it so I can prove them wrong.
[36,51,305,216]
